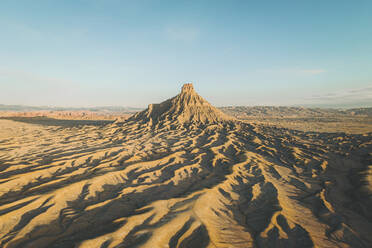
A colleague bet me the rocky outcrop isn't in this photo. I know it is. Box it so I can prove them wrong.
[126,83,233,127]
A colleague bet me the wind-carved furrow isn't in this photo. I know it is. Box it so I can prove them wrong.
[1,84,372,248]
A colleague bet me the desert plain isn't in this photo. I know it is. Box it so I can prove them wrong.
[0,84,371,248]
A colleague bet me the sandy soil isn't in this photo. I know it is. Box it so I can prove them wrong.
[0,84,371,248]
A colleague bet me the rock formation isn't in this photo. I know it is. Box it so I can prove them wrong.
[126,83,233,127]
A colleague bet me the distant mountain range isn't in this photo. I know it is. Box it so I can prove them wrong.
[0,104,143,113]
[1,104,372,117]
[220,106,372,117]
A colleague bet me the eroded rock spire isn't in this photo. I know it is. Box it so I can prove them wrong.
[126,82,233,126]
[181,83,195,93]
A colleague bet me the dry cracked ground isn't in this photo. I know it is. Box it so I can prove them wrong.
[0,84,371,248]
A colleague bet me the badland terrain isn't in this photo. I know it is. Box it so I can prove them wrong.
[0,84,371,247]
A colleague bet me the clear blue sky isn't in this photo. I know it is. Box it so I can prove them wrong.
[0,0,371,108]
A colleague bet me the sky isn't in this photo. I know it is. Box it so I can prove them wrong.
[0,0,371,108]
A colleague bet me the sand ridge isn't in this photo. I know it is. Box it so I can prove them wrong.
[0,84,371,248]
